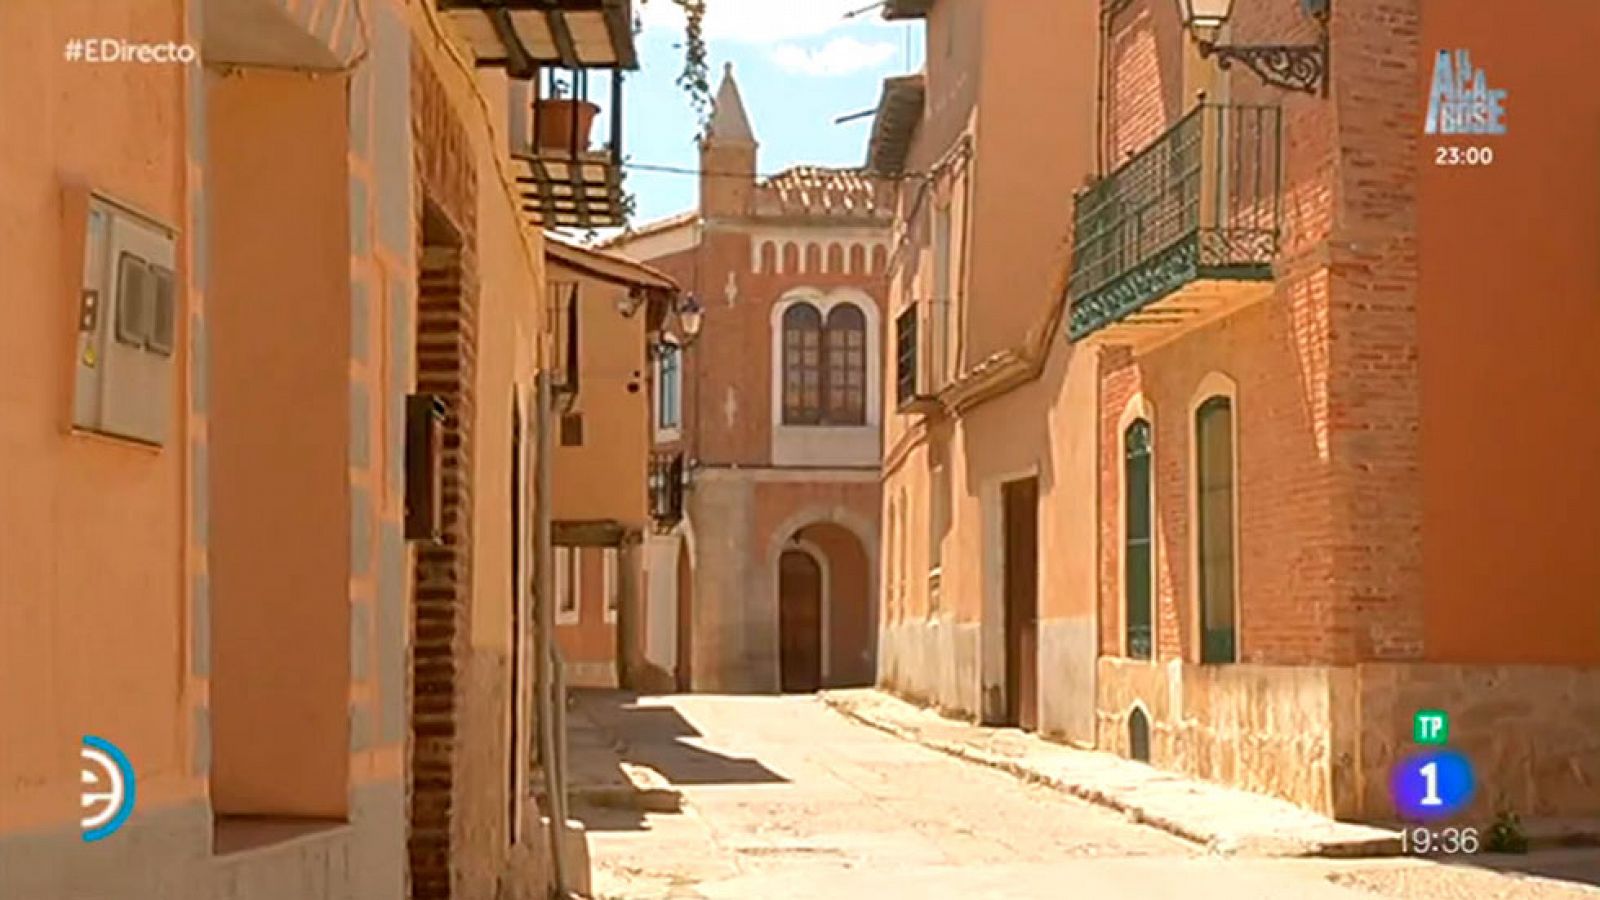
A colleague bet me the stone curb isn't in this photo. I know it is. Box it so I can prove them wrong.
[567,763,685,814]
[820,692,1402,859]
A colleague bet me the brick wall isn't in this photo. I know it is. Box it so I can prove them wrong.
[634,223,888,468]
[1091,0,1425,668]
[1320,0,1424,662]
[1107,0,1183,162]
[408,44,481,900]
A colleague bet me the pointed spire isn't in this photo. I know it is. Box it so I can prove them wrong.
[704,62,756,146]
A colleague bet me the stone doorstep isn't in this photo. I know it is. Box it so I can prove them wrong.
[820,689,1419,859]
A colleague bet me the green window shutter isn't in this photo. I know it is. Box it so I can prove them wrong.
[1196,397,1236,664]
[1124,418,1154,659]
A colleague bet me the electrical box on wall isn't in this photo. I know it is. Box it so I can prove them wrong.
[71,194,179,446]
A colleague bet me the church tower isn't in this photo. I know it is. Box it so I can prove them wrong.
[699,63,757,220]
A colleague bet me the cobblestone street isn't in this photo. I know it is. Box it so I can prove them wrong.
[575,694,1600,900]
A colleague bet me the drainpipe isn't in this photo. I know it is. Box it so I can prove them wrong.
[535,370,570,898]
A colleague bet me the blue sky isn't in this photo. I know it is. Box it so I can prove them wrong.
[606,0,925,228]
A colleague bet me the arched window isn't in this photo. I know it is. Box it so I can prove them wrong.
[827,243,844,273]
[782,242,800,274]
[824,305,867,425]
[1124,418,1154,660]
[804,243,822,274]
[849,244,866,275]
[760,241,777,274]
[1195,396,1236,664]
[782,303,824,424]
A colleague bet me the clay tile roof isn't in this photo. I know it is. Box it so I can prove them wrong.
[755,165,891,219]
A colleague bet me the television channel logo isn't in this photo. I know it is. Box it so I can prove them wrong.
[1390,709,1475,820]
[80,735,136,842]
[1424,49,1508,136]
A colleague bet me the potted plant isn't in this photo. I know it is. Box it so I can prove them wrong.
[534,81,600,154]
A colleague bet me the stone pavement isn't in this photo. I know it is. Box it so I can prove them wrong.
[820,687,1403,857]
[574,693,1600,900]
[559,690,684,813]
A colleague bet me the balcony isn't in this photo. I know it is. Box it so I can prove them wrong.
[894,298,950,415]
[436,0,638,75]
[513,70,626,229]
[1067,104,1282,348]
[648,451,686,530]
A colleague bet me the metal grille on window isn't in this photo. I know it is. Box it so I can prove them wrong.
[825,305,867,425]
[782,303,823,424]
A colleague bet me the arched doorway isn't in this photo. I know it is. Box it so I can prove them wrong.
[773,519,875,691]
[778,549,824,692]
[675,538,693,692]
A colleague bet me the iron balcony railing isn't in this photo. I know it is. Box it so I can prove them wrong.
[648,451,685,528]
[512,67,627,230]
[894,298,950,413]
[1067,104,1283,340]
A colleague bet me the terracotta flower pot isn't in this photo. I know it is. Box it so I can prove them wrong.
[534,99,600,154]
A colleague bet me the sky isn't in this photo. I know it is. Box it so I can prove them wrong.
[597,0,926,230]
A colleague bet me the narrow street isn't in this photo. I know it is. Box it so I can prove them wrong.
[574,694,1600,900]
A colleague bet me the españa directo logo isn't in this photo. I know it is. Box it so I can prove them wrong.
[80,735,136,843]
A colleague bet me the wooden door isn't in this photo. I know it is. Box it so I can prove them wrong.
[779,550,823,693]
[1003,477,1040,731]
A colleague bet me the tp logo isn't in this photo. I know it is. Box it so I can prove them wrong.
[80,735,136,842]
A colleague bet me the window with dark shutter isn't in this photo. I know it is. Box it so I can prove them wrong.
[1124,418,1154,660]
[1196,397,1237,664]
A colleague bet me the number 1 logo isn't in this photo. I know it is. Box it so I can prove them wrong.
[1391,749,1474,820]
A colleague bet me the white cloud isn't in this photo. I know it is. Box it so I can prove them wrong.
[770,37,897,77]
[637,0,888,45]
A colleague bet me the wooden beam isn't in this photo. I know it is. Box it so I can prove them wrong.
[602,1,639,69]
[546,10,581,69]
[554,520,639,547]
[489,7,536,79]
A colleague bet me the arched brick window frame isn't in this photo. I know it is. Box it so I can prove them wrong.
[770,288,882,430]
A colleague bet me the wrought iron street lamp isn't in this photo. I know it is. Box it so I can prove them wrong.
[1176,0,1330,97]
[674,295,704,347]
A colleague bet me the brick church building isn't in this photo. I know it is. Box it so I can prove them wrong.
[607,66,893,693]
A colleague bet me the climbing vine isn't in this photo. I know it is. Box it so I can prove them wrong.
[639,0,712,120]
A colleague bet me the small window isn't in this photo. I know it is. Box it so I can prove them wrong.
[1129,706,1151,763]
[657,343,682,430]
[115,252,150,347]
[560,413,584,447]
